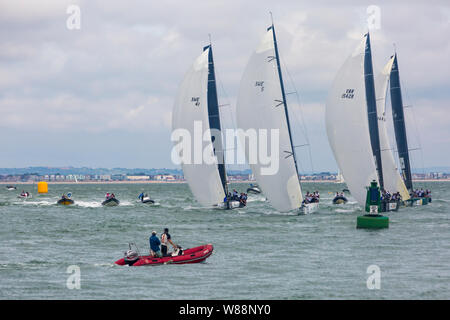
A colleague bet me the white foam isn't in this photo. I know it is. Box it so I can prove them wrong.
[247,195,267,202]
[76,201,102,208]
[335,208,356,213]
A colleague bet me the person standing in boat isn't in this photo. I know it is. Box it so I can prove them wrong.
[149,231,162,258]
[240,193,248,206]
[160,228,176,257]
[138,192,144,202]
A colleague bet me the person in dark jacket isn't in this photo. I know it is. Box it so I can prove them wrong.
[149,231,162,258]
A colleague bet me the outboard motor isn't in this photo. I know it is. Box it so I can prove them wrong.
[123,243,140,266]
[124,250,139,266]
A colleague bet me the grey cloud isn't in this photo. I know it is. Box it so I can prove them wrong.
[0,0,449,169]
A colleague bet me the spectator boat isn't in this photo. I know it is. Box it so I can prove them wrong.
[115,243,213,266]
[102,197,120,206]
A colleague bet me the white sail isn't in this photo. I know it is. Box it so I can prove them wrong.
[335,170,345,183]
[236,28,303,212]
[172,48,225,206]
[375,57,410,200]
[325,36,378,205]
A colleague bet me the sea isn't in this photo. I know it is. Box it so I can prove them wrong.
[0,182,448,299]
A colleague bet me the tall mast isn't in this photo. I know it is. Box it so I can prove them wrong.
[204,43,228,195]
[270,20,301,180]
[390,53,413,191]
[364,32,384,189]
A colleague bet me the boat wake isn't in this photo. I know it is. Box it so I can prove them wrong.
[93,262,116,268]
[76,201,102,208]
[334,208,357,213]
[19,200,54,206]
[117,200,133,207]
[246,195,267,203]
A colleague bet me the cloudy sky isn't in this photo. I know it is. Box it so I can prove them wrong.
[0,0,449,171]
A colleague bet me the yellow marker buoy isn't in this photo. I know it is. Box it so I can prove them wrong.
[37,181,48,194]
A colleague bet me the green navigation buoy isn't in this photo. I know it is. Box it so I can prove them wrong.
[357,180,389,229]
[357,214,389,229]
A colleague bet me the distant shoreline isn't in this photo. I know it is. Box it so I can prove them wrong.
[1,179,448,185]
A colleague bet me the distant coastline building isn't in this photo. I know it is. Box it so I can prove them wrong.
[154,174,176,181]
[111,174,126,181]
[126,175,150,181]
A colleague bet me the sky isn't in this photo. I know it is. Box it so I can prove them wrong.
[0,0,449,171]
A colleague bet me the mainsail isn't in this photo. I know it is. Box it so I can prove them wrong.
[325,35,378,205]
[364,33,384,190]
[375,56,410,200]
[205,45,228,195]
[390,53,413,191]
[236,25,303,212]
[172,46,225,206]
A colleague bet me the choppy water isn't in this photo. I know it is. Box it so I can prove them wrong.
[0,182,448,299]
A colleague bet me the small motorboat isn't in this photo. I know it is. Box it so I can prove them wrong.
[246,184,261,194]
[18,192,32,199]
[115,243,213,266]
[102,197,120,206]
[57,198,74,205]
[6,185,16,190]
[57,193,74,205]
[141,196,155,204]
[138,193,155,204]
[300,192,320,214]
[300,202,319,215]
[332,195,348,204]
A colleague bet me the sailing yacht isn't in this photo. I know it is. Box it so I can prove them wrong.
[236,21,318,214]
[326,33,400,212]
[326,33,430,211]
[382,53,431,206]
[172,43,244,210]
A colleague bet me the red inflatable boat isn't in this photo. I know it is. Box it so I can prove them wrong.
[115,244,213,266]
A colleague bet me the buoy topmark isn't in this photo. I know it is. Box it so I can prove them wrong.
[37,181,48,194]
